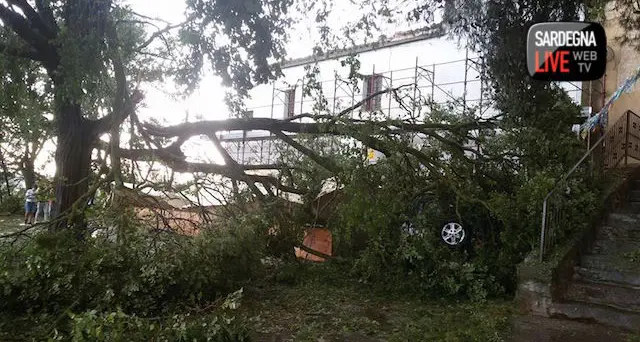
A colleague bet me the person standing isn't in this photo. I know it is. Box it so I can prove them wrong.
[35,183,53,224]
[24,184,37,225]
[46,191,55,222]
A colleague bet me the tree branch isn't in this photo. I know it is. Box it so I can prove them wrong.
[284,84,414,122]
[34,0,58,34]
[143,117,340,138]
[0,41,43,60]
[92,20,143,135]
[115,144,288,172]
[143,117,495,141]
[135,22,184,51]
[272,130,342,174]
[7,0,55,39]
[0,3,56,67]
[207,133,265,199]
[110,141,305,196]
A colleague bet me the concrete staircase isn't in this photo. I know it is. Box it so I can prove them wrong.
[550,180,640,332]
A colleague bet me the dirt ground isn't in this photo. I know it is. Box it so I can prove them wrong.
[240,282,515,342]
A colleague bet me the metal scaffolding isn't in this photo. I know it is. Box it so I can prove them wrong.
[219,54,584,166]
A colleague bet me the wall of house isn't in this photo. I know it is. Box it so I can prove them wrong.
[244,36,487,120]
[597,1,640,126]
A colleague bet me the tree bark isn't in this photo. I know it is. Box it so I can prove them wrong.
[0,149,12,197]
[22,155,35,189]
[53,102,95,229]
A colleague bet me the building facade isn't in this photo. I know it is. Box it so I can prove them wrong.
[217,25,584,166]
[583,1,640,127]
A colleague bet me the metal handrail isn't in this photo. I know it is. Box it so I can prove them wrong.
[539,110,640,261]
[539,133,607,261]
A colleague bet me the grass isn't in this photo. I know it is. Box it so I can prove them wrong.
[0,215,27,240]
[0,215,23,232]
[240,282,515,342]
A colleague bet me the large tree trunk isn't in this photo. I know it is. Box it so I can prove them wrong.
[0,150,11,197]
[53,102,95,230]
[22,155,35,190]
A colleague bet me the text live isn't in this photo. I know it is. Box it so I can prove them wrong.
[527,22,606,81]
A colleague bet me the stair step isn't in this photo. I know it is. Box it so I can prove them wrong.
[606,212,640,228]
[550,300,640,332]
[581,255,640,273]
[590,239,640,255]
[574,266,640,287]
[627,201,640,212]
[511,315,631,342]
[611,207,640,216]
[597,225,640,241]
[630,190,640,201]
[564,281,640,312]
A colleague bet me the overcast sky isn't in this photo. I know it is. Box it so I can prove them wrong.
[126,0,224,125]
[33,0,434,186]
[126,0,422,125]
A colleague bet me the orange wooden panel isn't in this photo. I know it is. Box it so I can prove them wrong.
[294,228,332,262]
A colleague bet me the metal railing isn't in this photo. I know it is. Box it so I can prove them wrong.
[539,110,640,261]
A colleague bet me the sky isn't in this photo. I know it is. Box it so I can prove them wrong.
[24,0,588,203]
[32,0,423,202]
[126,0,420,125]
[128,0,226,125]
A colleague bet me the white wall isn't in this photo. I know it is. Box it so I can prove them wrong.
[244,36,485,121]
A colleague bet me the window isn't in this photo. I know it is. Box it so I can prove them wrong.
[243,110,254,118]
[362,74,383,112]
[284,87,296,118]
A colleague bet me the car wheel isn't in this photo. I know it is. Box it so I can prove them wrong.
[440,222,466,246]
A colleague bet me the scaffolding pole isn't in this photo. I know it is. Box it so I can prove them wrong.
[463,48,469,116]
[372,64,376,117]
[412,56,418,117]
[300,77,305,114]
[267,83,275,164]
[431,63,435,100]
[351,74,355,110]
[332,70,338,115]
[479,58,484,116]
[388,70,393,119]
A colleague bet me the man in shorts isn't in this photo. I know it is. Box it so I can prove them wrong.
[24,184,37,225]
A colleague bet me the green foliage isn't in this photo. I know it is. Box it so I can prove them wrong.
[487,172,557,259]
[59,291,249,342]
[326,156,506,301]
[352,241,503,301]
[0,194,22,215]
[181,0,295,100]
[624,249,640,263]
[323,130,599,299]
[407,0,602,270]
[585,0,608,21]
[0,54,52,189]
[0,217,264,340]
